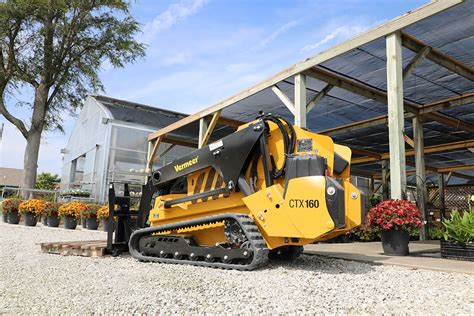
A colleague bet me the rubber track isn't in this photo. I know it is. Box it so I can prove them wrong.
[129,213,269,271]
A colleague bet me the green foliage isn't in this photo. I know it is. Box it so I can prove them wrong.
[369,195,381,207]
[1,0,145,131]
[429,226,445,240]
[350,224,379,242]
[35,172,60,190]
[443,209,474,245]
[0,0,146,191]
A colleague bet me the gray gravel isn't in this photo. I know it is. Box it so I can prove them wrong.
[1,222,472,314]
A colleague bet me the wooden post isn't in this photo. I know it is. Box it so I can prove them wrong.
[199,110,221,148]
[386,32,407,200]
[381,160,389,200]
[198,117,209,149]
[438,173,446,220]
[294,73,307,128]
[413,115,429,240]
[146,137,162,172]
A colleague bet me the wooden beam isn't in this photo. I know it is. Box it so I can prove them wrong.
[198,117,208,149]
[445,171,453,186]
[271,85,295,114]
[305,66,420,114]
[351,148,382,159]
[217,116,243,128]
[437,164,474,173]
[381,160,389,200]
[352,139,474,164]
[320,115,389,135]
[294,74,307,128]
[401,31,474,82]
[418,93,474,114]
[146,136,162,171]
[199,110,222,148]
[423,112,474,134]
[162,136,198,148]
[307,66,474,134]
[438,173,446,220]
[156,144,176,160]
[320,93,474,135]
[403,132,415,148]
[413,115,428,240]
[146,0,462,142]
[306,84,334,114]
[386,31,407,199]
[402,46,431,80]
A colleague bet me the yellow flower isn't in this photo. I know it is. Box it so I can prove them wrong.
[58,202,88,220]
[18,199,51,217]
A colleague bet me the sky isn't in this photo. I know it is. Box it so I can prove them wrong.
[0,0,427,175]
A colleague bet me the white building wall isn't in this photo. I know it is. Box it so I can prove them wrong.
[60,96,111,201]
[61,96,193,203]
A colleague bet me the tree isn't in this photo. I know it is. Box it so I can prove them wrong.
[0,0,145,197]
[35,172,60,190]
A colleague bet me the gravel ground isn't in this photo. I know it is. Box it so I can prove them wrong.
[1,222,473,314]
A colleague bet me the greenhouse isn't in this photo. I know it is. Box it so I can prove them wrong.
[59,95,191,202]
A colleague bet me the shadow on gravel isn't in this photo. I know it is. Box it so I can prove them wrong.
[264,254,375,275]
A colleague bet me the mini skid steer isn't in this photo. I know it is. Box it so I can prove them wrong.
[106,113,365,270]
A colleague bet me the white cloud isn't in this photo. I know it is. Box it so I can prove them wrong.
[301,19,386,53]
[256,19,302,49]
[161,53,194,67]
[141,0,210,43]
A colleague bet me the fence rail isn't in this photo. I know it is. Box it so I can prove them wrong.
[0,187,59,201]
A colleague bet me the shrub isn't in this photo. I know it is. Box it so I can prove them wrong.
[58,202,87,220]
[367,199,422,232]
[350,224,379,242]
[443,209,474,245]
[1,198,23,214]
[19,199,52,217]
[82,204,101,219]
[96,205,109,221]
[46,203,61,217]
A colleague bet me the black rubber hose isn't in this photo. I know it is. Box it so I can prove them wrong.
[261,114,295,179]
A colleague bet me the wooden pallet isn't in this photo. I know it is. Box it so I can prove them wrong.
[40,240,107,257]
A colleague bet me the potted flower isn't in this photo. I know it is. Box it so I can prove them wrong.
[2,198,22,224]
[46,203,61,227]
[58,202,87,229]
[83,204,101,230]
[97,205,114,232]
[367,199,422,256]
[440,209,473,261]
[19,199,51,227]
[1,201,7,222]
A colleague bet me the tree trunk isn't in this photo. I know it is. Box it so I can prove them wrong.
[22,129,42,198]
[21,86,48,198]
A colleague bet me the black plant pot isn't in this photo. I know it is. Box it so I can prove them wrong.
[86,218,99,230]
[48,215,60,227]
[103,219,115,232]
[24,212,38,227]
[64,215,77,230]
[381,229,409,256]
[81,218,87,228]
[440,240,474,261]
[41,216,48,225]
[7,212,20,224]
[2,213,7,222]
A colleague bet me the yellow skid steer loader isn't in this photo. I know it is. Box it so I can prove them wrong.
[107,113,365,270]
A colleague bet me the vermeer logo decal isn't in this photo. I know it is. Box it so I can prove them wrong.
[174,157,198,172]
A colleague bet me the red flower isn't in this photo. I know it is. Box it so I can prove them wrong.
[366,199,422,232]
